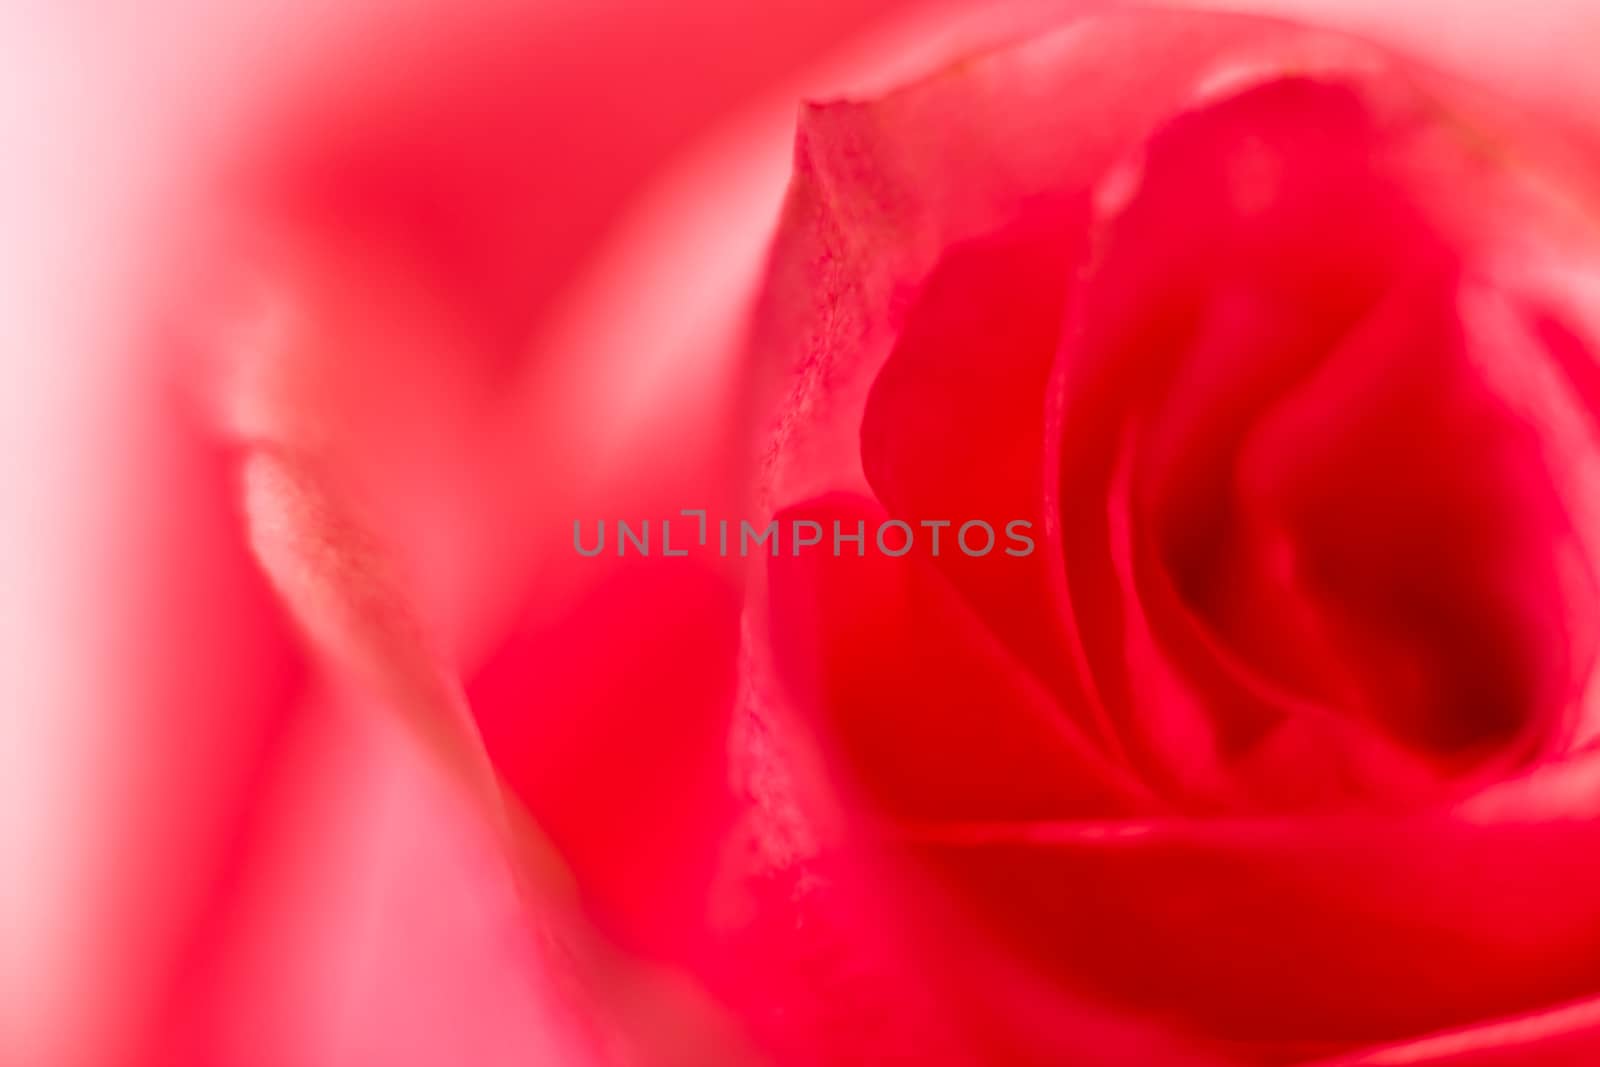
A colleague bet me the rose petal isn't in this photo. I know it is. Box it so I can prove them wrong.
[752,8,1393,516]
[1312,994,1600,1065]
[767,493,1149,821]
[901,810,1600,1057]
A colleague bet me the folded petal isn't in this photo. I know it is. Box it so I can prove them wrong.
[902,810,1600,1058]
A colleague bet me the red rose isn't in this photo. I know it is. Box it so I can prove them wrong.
[10,2,1600,1066]
[742,8,1600,1065]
